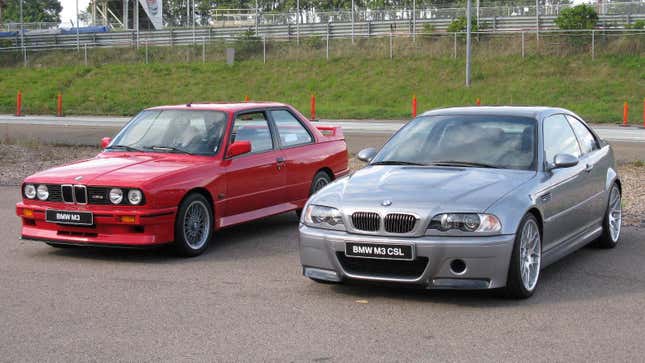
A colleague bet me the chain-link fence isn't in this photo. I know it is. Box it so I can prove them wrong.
[0,29,642,68]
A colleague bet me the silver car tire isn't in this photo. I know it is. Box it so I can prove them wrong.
[503,213,542,299]
[596,183,621,249]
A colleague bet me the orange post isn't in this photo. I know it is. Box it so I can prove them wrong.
[412,95,417,118]
[16,90,22,117]
[244,95,249,102]
[310,94,316,120]
[476,98,481,106]
[623,101,628,126]
[56,93,63,117]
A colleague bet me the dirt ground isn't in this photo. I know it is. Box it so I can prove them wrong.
[1,140,643,227]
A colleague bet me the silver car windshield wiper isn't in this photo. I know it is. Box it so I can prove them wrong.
[428,160,497,168]
[146,145,193,155]
[106,144,144,152]
[371,160,426,166]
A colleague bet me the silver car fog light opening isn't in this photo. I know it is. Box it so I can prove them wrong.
[304,267,342,282]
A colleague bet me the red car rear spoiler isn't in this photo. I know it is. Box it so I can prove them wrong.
[315,125,344,141]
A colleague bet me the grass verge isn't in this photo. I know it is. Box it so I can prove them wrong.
[0,54,643,123]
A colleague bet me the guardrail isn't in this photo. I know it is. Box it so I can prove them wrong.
[1,13,644,52]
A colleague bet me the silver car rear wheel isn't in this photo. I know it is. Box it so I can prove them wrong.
[608,186,622,242]
[519,219,541,292]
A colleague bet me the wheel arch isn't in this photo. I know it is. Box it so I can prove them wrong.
[182,187,215,213]
[526,207,544,238]
[316,167,335,181]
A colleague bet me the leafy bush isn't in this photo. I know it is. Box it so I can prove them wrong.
[447,16,478,33]
[626,20,645,30]
[555,4,598,30]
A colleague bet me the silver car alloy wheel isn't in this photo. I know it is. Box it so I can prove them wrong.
[608,186,622,242]
[183,200,210,250]
[520,219,541,292]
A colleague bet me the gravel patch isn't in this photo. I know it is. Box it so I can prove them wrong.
[0,142,100,186]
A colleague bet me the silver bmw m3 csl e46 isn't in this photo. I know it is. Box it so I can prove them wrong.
[298,107,622,298]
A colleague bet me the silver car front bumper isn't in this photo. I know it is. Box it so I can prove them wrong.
[299,224,516,289]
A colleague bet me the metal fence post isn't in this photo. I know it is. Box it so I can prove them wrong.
[591,30,595,60]
[263,35,266,64]
[453,33,457,59]
[521,31,525,58]
[84,44,88,66]
[326,25,330,60]
[145,39,148,64]
[389,31,393,59]
[203,36,206,63]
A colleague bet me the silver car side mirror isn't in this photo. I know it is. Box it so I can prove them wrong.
[357,147,377,163]
[550,153,579,170]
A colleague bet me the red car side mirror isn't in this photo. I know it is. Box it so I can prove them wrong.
[101,137,112,149]
[226,141,252,158]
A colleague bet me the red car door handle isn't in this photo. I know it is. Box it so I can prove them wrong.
[276,157,286,170]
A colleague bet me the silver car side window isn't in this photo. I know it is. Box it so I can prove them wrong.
[543,114,581,163]
[565,115,599,155]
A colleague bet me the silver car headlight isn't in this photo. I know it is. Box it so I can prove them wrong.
[127,189,143,205]
[109,188,123,204]
[428,213,502,233]
[36,185,49,200]
[303,205,345,231]
[24,184,36,199]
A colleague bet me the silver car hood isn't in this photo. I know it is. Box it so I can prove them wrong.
[311,165,536,213]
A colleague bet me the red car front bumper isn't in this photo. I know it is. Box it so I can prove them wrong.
[16,202,177,247]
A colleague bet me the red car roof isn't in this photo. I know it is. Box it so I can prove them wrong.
[146,102,289,112]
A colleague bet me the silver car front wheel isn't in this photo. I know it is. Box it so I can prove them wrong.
[519,219,541,292]
[504,213,542,299]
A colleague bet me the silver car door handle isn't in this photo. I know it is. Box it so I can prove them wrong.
[584,164,594,173]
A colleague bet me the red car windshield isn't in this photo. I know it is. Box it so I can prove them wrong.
[109,110,228,155]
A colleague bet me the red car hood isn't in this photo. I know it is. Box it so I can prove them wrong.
[25,153,209,186]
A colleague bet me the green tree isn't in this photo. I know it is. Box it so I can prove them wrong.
[554,4,598,30]
[2,0,62,23]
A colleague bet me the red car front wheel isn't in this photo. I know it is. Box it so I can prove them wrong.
[174,193,213,257]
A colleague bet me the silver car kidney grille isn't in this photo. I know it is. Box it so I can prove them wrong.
[351,212,380,231]
[384,213,417,233]
[352,212,417,233]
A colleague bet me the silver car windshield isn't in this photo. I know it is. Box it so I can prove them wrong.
[372,115,537,170]
[109,110,228,155]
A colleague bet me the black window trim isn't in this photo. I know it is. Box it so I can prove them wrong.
[224,109,277,160]
[266,108,315,150]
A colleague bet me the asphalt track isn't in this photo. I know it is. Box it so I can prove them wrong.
[1,187,645,361]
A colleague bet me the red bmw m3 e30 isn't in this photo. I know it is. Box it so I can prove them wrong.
[15,102,348,256]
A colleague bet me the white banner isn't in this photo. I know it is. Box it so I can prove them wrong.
[139,0,163,30]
